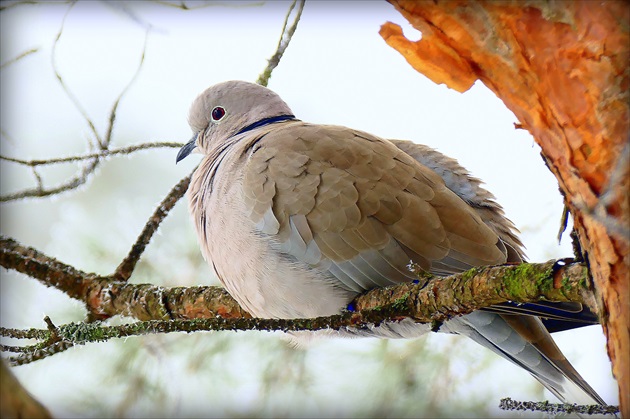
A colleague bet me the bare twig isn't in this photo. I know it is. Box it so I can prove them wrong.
[102,28,149,149]
[0,0,72,12]
[0,141,183,200]
[0,48,39,69]
[113,170,194,281]
[256,0,305,87]
[499,397,619,415]
[0,141,182,200]
[150,0,264,10]
[0,142,183,167]
[557,203,570,243]
[51,3,101,145]
[0,10,151,203]
[0,326,48,340]
[0,344,41,354]
[1,157,96,202]
[30,167,43,190]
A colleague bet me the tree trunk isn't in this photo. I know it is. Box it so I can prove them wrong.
[381,1,629,414]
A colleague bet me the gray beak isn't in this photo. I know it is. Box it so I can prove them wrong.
[176,133,198,163]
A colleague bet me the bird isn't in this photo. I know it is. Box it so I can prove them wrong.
[176,80,605,406]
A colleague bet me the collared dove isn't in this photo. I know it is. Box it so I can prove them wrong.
[177,80,605,405]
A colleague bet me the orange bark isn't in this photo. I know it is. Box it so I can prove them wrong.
[381,0,629,414]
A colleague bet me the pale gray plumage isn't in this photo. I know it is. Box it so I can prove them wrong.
[178,80,605,406]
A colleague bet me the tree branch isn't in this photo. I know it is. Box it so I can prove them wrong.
[113,170,194,281]
[499,397,619,416]
[0,233,596,327]
[0,233,599,367]
[150,1,265,10]
[0,47,39,69]
[0,142,183,167]
[0,5,150,203]
[256,0,305,87]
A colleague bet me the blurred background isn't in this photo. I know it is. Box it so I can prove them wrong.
[0,1,618,417]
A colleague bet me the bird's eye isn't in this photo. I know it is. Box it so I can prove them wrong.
[211,106,226,121]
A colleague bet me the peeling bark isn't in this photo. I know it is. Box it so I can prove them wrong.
[381,1,629,414]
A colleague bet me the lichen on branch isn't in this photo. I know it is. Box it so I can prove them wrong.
[1,233,597,365]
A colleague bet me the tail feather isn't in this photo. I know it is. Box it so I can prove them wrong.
[443,311,606,405]
[484,301,600,333]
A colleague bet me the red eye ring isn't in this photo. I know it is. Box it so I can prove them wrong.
[211,106,226,121]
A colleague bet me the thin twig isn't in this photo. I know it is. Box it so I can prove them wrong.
[110,0,305,278]
[51,3,101,145]
[499,397,619,415]
[0,0,72,11]
[151,0,264,10]
[0,128,16,147]
[113,170,194,281]
[0,48,39,69]
[0,326,49,340]
[0,344,42,354]
[102,28,150,149]
[31,166,43,190]
[0,312,365,366]
[557,203,569,243]
[1,8,152,203]
[256,0,305,87]
[0,159,99,201]
[1,142,183,201]
[8,340,75,367]
[0,142,183,167]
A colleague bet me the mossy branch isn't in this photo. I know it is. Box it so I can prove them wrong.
[1,234,598,365]
[353,259,597,323]
[499,397,619,416]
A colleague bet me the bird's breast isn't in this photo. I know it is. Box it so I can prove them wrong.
[190,156,354,319]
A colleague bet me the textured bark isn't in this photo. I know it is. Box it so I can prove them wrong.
[0,236,592,324]
[0,236,250,322]
[381,1,629,414]
[2,245,599,367]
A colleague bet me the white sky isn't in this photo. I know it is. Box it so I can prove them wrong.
[0,1,619,417]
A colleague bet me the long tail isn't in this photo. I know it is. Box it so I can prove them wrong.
[444,311,606,405]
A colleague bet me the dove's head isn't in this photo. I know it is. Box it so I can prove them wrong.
[176,80,294,163]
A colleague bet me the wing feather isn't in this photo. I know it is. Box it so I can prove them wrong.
[242,122,508,292]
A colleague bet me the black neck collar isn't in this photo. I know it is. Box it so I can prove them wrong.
[235,114,297,136]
